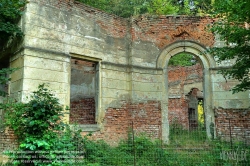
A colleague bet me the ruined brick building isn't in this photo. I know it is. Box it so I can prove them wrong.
[168,63,203,130]
[1,0,250,155]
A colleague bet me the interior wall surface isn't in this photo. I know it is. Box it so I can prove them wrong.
[70,58,96,124]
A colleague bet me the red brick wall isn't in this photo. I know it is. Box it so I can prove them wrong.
[70,98,96,124]
[0,101,161,150]
[168,64,203,84]
[168,64,203,129]
[0,128,18,154]
[32,0,215,46]
[168,98,189,128]
[130,101,162,138]
[131,15,215,49]
[88,101,162,145]
[215,109,250,144]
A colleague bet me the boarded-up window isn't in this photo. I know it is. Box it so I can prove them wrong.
[70,58,97,124]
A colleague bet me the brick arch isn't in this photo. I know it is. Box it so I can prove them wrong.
[157,40,216,143]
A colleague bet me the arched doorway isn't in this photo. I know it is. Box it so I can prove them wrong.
[186,88,204,130]
[157,40,216,144]
[167,53,203,129]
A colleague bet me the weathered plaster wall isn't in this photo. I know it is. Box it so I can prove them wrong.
[70,59,96,101]
[210,58,250,139]
[211,70,250,109]
[1,0,249,153]
[211,34,249,110]
[129,16,214,103]
[13,0,132,123]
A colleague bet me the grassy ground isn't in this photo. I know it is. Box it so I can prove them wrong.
[166,127,249,166]
[1,129,250,166]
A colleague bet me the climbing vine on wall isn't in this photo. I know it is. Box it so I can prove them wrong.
[0,0,27,49]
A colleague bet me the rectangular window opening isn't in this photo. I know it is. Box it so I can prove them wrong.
[69,58,99,125]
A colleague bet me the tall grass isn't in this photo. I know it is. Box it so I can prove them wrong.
[1,129,249,166]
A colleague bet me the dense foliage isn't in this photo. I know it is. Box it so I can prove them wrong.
[4,84,65,140]
[77,0,174,17]
[209,0,250,93]
[168,53,196,66]
[78,129,249,166]
[0,68,18,97]
[172,0,214,15]
[0,0,27,49]
[3,84,84,166]
[77,0,214,17]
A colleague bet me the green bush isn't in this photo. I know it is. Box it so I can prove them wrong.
[3,84,84,166]
[2,83,249,166]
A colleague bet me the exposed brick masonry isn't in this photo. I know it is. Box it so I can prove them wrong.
[215,109,250,144]
[88,101,162,145]
[70,98,96,124]
[31,0,214,47]
[0,128,18,154]
[168,64,203,129]
[70,59,96,124]
[131,15,215,49]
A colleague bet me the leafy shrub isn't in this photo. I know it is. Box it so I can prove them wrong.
[3,84,84,166]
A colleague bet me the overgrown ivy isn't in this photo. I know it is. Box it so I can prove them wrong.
[0,68,18,97]
[0,0,27,49]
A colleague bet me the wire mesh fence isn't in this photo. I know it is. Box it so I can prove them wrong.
[1,119,249,166]
[77,120,249,166]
